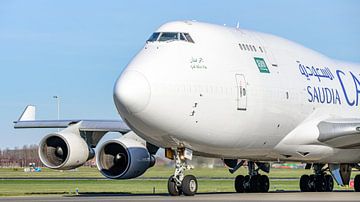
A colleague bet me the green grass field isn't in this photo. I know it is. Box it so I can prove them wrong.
[0,166,356,196]
[0,166,314,179]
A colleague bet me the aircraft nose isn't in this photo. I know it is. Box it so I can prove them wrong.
[114,70,151,114]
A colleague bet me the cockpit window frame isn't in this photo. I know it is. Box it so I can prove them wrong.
[146,32,195,43]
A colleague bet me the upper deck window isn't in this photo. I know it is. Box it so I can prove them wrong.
[147,32,194,43]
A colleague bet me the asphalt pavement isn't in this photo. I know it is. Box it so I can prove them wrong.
[0,191,358,202]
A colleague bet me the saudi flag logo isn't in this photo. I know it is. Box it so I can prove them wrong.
[254,57,270,73]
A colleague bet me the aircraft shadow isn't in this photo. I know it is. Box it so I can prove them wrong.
[68,190,354,198]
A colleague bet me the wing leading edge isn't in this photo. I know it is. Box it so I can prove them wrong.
[13,105,130,133]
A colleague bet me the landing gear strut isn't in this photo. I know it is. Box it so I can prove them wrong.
[234,161,270,193]
[300,164,334,192]
[167,148,197,196]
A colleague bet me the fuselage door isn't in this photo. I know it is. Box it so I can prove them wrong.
[235,74,247,110]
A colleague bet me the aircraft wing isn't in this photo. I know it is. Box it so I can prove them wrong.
[318,118,360,149]
[13,105,131,133]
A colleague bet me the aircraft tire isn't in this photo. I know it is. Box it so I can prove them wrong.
[249,175,260,193]
[181,175,198,196]
[244,175,251,193]
[234,175,245,193]
[300,175,310,192]
[324,174,334,192]
[259,175,270,192]
[354,175,360,192]
[167,175,182,196]
[315,175,326,192]
[309,174,316,191]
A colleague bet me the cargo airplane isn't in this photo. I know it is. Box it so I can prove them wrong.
[14,21,360,196]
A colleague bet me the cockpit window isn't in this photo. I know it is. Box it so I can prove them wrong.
[147,32,195,43]
[147,32,160,42]
[179,33,186,41]
[158,32,178,41]
[184,33,194,43]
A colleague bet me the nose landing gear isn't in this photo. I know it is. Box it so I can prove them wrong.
[167,148,198,196]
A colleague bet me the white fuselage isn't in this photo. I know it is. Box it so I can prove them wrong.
[113,21,360,163]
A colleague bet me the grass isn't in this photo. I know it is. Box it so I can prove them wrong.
[0,179,294,196]
[0,166,357,196]
[0,166,315,179]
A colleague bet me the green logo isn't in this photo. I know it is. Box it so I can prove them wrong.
[254,57,269,73]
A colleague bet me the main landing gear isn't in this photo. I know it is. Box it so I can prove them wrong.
[167,148,198,196]
[234,161,270,193]
[300,164,334,192]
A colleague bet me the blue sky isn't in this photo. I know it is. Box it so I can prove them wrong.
[0,0,359,149]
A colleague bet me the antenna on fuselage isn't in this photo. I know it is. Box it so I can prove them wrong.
[236,21,240,29]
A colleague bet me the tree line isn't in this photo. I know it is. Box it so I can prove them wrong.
[0,145,224,168]
[0,145,43,167]
[0,145,98,168]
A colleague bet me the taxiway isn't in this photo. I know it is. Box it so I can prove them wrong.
[0,191,358,202]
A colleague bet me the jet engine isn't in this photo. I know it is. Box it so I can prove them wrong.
[38,132,94,170]
[96,137,155,179]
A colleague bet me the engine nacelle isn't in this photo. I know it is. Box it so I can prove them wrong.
[96,138,155,179]
[39,132,94,170]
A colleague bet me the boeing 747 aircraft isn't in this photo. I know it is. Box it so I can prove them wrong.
[14,21,360,196]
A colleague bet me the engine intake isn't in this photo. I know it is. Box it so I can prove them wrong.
[39,132,93,170]
[96,138,155,179]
